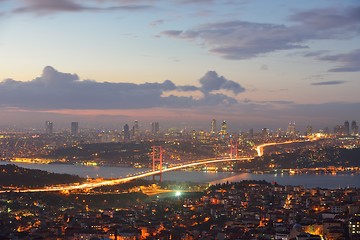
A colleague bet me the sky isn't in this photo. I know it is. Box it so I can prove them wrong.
[0,0,359,132]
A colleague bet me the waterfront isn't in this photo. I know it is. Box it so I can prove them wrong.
[1,161,360,189]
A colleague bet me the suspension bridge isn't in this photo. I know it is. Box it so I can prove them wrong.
[0,140,300,193]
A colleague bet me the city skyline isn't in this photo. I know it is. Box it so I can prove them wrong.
[0,0,360,129]
[22,118,360,136]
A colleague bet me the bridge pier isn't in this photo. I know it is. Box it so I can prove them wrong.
[230,138,238,159]
[152,146,163,182]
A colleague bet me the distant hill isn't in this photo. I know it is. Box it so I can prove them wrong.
[0,164,84,188]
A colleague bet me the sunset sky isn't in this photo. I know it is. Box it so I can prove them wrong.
[0,0,359,131]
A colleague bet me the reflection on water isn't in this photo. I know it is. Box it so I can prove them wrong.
[1,162,359,189]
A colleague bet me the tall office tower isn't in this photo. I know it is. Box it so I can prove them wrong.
[133,120,139,137]
[351,121,358,136]
[151,122,159,135]
[123,124,130,141]
[211,119,217,133]
[344,121,350,136]
[71,122,79,136]
[306,125,313,136]
[287,122,296,136]
[45,121,53,134]
[220,120,227,135]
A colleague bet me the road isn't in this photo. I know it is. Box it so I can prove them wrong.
[255,140,305,156]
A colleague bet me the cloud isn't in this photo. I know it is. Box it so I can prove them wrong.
[161,6,360,60]
[161,30,183,37]
[14,0,89,13]
[104,5,153,11]
[0,68,358,130]
[178,85,199,91]
[162,21,307,59]
[198,71,245,94]
[300,50,330,58]
[311,80,347,86]
[13,0,154,14]
[318,49,360,72]
[289,6,360,34]
[0,66,243,110]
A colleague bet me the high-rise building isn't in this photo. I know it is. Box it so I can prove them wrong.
[134,120,139,135]
[45,121,53,134]
[211,119,216,134]
[123,124,130,141]
[220,120,227,135]
[151,122,159,135]
[132,120,140,138]
[287,122,296,136]
[344,121,350,136]
[351,121,358,136]
[71,122,79,136]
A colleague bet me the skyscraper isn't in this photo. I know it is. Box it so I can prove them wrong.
[211,119,216,134]
[151,122,159,135]
[71,122,79,136]
[287,122,296,136]
[344,121,350,136]
[45,121,53,134]
[220,120,227,135]
[133,120,139,138]
[351,121,358,136]
[123,124,130,141]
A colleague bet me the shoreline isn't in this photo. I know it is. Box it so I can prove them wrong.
[1,160,359,176]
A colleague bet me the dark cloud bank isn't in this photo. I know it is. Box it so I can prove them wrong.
[0,66,358,129]
[0,66,244,110]
[161,6,360,71]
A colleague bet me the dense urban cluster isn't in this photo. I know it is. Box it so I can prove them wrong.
[0,119,359,167]
[0,180,360,239]
[0,119,359,239]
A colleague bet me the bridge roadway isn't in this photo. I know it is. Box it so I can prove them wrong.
[0,140,304,193]
[255,140,306,156]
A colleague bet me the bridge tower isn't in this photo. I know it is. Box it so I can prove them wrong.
[152,146,163,182]
[229,138,238,159]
